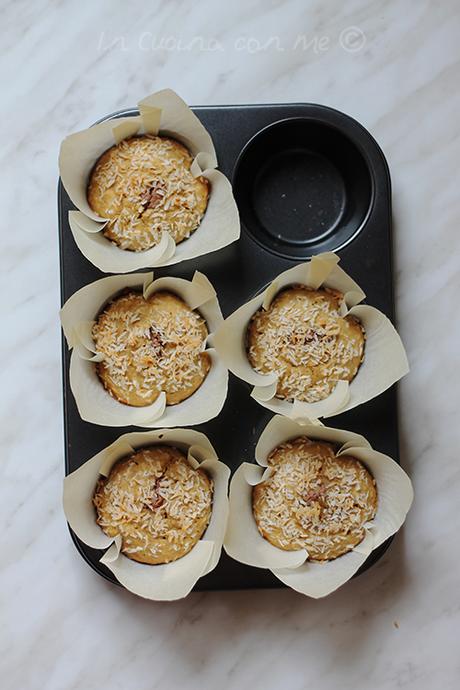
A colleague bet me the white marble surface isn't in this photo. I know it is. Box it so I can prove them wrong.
[1,1,459,688]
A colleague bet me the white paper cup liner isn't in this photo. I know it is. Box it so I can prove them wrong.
[60,271,228,427]
[59,89,240,272]
[224,415,413,598]
[213,252,409,419]
[63,429,230,600]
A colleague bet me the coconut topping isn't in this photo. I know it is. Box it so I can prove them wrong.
[93,446,213,564]
[92,290,210,407]
[87,135,209,252]
[247,286,365,403]
[252,437,377,561]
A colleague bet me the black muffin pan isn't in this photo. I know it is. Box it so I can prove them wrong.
[59,102,399,591]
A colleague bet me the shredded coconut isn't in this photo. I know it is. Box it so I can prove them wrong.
[247,286,365,403]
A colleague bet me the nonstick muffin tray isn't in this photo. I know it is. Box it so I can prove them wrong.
[59,102,399,592]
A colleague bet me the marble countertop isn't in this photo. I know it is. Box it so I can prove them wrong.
[2,1,459,688]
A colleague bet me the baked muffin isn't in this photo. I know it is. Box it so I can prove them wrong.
[93,446,213,564]
[92,290,210,407]
[87,135,209,251]
[252,437,377,561]
[247,286,365,403]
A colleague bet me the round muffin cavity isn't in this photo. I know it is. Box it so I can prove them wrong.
[247,286,365,403]
[92,290,211,407]
[93,445,213,565]
[87,135,209,252]
[252,437,377,561]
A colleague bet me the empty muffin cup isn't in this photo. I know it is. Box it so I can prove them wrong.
[233,116,373,259]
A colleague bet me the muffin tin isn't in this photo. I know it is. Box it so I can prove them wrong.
[59,102,399,591]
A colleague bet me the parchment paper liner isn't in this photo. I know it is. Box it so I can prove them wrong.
[212,252,409,419]
[63,428,230,600]
[224,415,413,598]
[60,271,228,427]
[59,88,240,272]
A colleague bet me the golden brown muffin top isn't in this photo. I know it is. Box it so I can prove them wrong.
[247,286,365,403]
[92,290,210,407]
[252,436,377,561]
[87,135,209,251]
[93,446,213,565]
